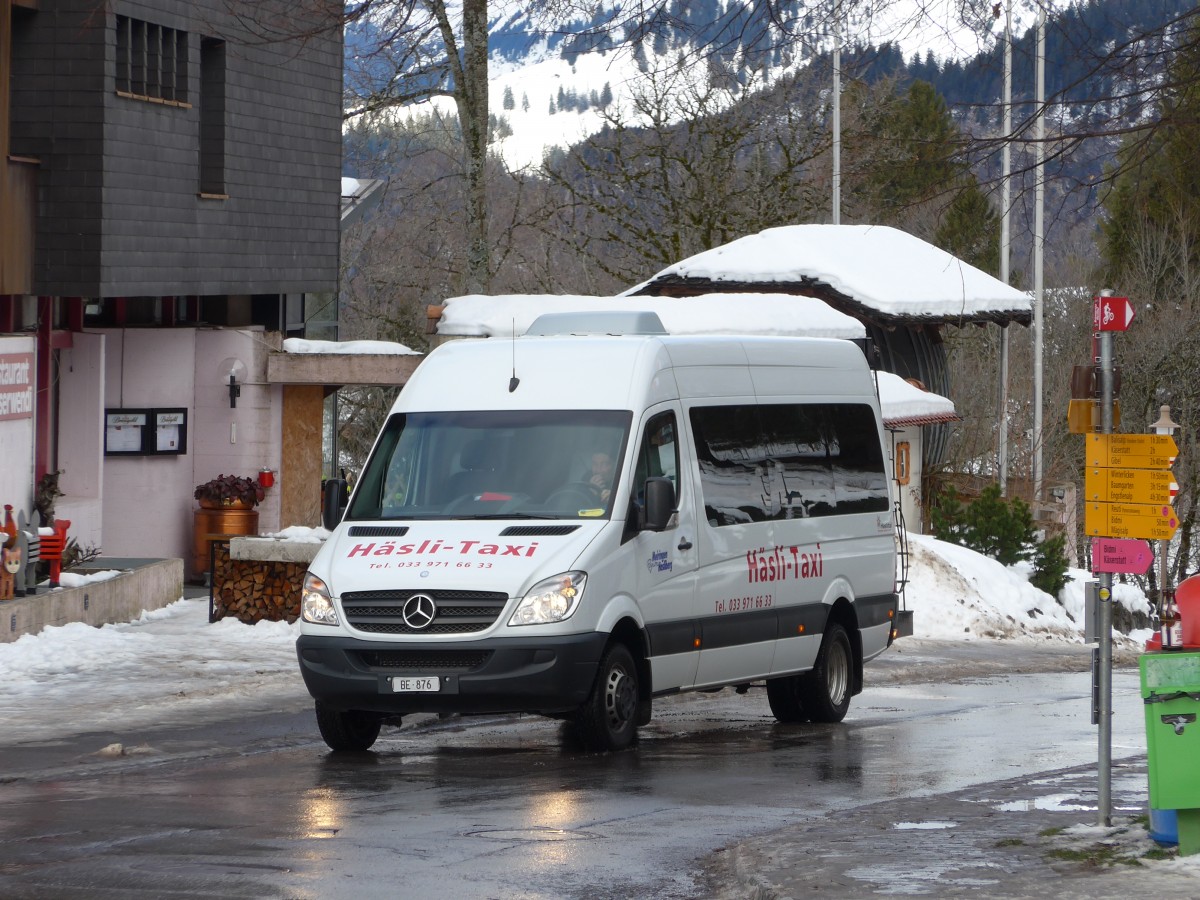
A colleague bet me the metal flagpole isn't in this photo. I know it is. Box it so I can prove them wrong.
[1033,6,1046,501]
[998,0,1013,494]
[832,2,841,226]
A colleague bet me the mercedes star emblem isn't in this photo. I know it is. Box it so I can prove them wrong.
[401,593,437,630]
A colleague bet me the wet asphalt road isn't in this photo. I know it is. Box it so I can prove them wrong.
[0,640,1147,899]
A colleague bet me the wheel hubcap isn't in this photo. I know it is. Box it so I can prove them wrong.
[827,640,849,705]
[604,665,637,730]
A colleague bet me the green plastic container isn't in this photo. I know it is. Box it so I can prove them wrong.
[1141,651,1200,856]
[1141,651,1200,810]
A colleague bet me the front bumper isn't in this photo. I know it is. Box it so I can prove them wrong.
[295,631,609,716]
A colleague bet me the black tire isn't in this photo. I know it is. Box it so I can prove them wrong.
[766,674,809,723]
[797,622,853,723]
[315,701,382,751]
[574,643,640,751]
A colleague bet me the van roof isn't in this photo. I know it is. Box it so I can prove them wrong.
[399,333,876,413]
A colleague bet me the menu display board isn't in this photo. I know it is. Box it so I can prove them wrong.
[105,408,188,456]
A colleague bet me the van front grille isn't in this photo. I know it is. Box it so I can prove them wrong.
[340,589,508,634]
[355,649,493,672]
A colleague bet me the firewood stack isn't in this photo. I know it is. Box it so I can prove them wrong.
[211,542,305,623]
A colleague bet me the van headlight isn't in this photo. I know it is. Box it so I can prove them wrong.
[301,573,339,626]
[509,572,586,626]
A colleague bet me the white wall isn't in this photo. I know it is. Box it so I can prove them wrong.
[0,336,36,521]
[57,333,106,548]
[94,327,283,564]
[892,426,925,534]
[191,328,281,534]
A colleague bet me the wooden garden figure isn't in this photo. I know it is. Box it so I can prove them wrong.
[0,545,20,600]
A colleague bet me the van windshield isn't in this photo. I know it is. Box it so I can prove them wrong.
[347,409,632,521]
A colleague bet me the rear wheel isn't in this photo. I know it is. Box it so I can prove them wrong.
[315,701,383,751]
[797,622,853,723]
[574,643,640,751]
[766,675,809,723]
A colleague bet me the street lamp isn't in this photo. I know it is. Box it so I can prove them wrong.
[1151,404,1179,436]
[1150,404,1180,630]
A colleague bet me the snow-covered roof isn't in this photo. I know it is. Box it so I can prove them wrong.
[283,338,420,355]
[341,177,385,225]
[876,372,958,428]
[628,224,1032,326]
[436,293,866,340]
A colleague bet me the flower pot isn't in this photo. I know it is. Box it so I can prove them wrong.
[192,507,259,580]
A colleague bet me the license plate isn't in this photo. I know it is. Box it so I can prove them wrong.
[392,676,440,693]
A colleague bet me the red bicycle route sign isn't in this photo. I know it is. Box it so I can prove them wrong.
[1093,295,1135,332]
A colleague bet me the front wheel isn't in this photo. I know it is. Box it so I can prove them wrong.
[574,643,640,751]
[315,701,383,751]
[797,622,854,723]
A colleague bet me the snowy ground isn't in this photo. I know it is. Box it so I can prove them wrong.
[5,532,1197,874]
[0,532,1154,749]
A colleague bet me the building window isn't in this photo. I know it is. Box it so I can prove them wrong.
[116,16,188,104]
[199,37,227,196]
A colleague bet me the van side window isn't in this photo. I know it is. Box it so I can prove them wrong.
[688,405,770,526]
[690,403,888,526]
[633,411,679,493]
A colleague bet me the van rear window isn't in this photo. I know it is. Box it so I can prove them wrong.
[689,403,888,526]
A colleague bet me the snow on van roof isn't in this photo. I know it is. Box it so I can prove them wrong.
[876,372,958,427]
[436,292,866,340]
[627,224,1032,324]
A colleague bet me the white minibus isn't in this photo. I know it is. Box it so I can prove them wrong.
[297,312,899,751]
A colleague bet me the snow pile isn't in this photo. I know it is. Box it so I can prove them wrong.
[0,603,302,745]
[53,569,124,589]
[261,525,331,543]
[906,533,1152,644]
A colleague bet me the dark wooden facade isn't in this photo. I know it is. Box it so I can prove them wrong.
[2,0,342,299]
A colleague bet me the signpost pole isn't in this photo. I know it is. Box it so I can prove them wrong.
[1097,293,1115,828]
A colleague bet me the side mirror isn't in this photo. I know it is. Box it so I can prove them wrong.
[322,478,348,531]
[642,477,676,532]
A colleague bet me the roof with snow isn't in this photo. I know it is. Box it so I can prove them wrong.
[627,224,1032,327]
[876,372,958,428]
[436,293,867,340]
[341,177,384,225]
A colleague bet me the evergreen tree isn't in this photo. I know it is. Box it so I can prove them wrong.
[935,184,1000,276]
[503,85,514,111]
[858,80,999,273]
[868,81,958,210]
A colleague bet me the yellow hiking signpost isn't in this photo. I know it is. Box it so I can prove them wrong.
[1084,434,1179,540]
[1085,433,1177,468]
[1084,467,1178,505]
[1085,501,1179,540]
